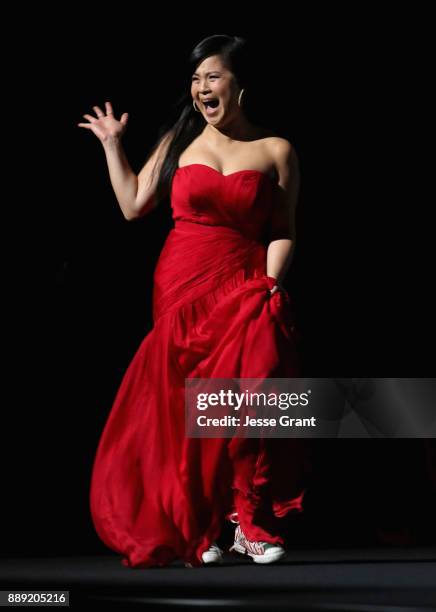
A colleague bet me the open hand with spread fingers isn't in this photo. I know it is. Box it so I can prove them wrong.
[77,101,129,144]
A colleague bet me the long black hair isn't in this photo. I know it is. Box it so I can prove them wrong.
[145,34,258,207]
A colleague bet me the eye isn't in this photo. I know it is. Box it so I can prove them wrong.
[191,75,219,81]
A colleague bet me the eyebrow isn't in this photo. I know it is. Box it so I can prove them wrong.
[192,70,222,76]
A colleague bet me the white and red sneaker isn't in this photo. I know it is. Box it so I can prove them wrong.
[201,541,224,565]
[229,523,287,564]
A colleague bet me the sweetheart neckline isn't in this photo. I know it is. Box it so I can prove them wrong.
[176,163,276,183]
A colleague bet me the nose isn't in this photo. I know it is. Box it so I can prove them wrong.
[197,79,211,94]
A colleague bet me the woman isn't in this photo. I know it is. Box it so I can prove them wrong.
[78,34,311,568]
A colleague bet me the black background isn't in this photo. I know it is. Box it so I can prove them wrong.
[4,7,435,558]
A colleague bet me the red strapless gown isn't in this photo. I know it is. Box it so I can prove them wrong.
[89,163,311,568]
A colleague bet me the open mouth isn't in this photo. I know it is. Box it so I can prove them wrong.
[202,99,220,115]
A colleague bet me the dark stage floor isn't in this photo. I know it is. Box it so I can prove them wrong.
[1,547,436,610]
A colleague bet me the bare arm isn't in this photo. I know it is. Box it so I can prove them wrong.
[78,101,175,221]
[266,138,301,293]
[131,128,176,219]
[102,128,175,221]
[102,137,139,220]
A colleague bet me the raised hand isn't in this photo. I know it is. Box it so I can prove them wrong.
[77,101,128,144]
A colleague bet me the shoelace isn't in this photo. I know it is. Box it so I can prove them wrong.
[208,543,222,553]
[234,524,278,555]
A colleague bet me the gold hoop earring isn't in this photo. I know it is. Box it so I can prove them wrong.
[193,99,201,112]
[238,88,245,107]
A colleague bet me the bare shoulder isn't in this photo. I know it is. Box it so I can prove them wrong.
[266,136,298,162]
[263,136,299,184]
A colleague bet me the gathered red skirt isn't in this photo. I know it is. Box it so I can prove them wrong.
[89,220,310,567]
